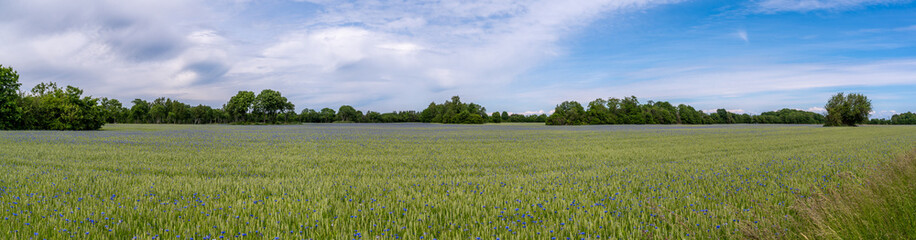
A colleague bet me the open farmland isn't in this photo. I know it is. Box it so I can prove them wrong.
[1,124,915,239]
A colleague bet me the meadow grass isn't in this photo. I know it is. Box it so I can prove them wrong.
[791,149,916,239]
[1,124,914,239]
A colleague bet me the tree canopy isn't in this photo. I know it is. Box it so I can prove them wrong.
[225,91,255,122]
[3,65,911,129]
[824,93,871,127]
[17,83,105,130]
[420,96,488,124]
[0,65,21,130]
[870,112,916,125]
[546,96,832,125]
[546,101,586,125]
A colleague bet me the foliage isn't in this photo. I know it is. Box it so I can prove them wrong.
[490,112,501,123]
[546,101,585,125]
[756,108,825,124]
[419,96,488,124]
[337,105,359,122]
[17,82,105,130]
[0,65,21,130]
[99,98,127,123]
[319,107,337,123]
[503,113,546,123]
[824,92,871,127]
[1,124,915,239]
[225,91,255,122]
[548,96,828,125]
[868,112,916,125]
[252,89,294,123]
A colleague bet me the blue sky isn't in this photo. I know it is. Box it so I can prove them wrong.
[0,0,913,118]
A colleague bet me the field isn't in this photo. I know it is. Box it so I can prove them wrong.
[1,124,915,239]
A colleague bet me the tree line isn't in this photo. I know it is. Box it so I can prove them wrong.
[868,112,916,125]
[1,65,907,130]
[545,96,826,125]
[1,66,105,130]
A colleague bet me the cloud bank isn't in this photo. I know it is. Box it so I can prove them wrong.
[0,0,678,111]
[0,0,913,116]
[754,0,911,12]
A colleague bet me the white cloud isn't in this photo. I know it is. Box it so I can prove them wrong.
[870,110,900,118]
[805,107,827,113]
[229,0,681,110]
[736,29,749,43]
[0,0,241,102]
[754,0,911,13]
[516,59,916,113]
[0,0,679,110]
[509,110,551,116]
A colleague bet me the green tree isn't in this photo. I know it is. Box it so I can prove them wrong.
[419,96,489,124]
[226,91,255,122]
[546,101,586,125]
[149,98,168,123]
[0,65,21,129]
[190,105,213,124]
[299,108,319,123]
[130,99,150,123]
[620,96,646,124]
[490,112,502,123]
[18,83,104,130]
[586,98,609,124]
[100,98,125,123]
[337,105,359,122]
[716,109,734,124]
[319,108,337,123]
[364,111,382,123]
[252,89,291,123]
[824,93,871,126]
[890,112,916,125]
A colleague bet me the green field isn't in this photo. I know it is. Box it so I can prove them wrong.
[1,124,915,239]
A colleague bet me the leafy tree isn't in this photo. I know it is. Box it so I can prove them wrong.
[18,83,104,130]
[716,109,734,124]
[225,91,255,122]
[299,108,319,123]
[648,101,677,124]
[319,108,337,123]
[873,112,916,125]
[190,105,213,124]
[149,98,168,123]
[677,104,703,124]
[501,111,509,121]
[824,93,871,127]
[586,98,609,124]
[757,109,824,124]
[490,112,501,123]
[620,96,646,124]
[419,102,438,123]
[890,112,916,125]
[130,99,150,123]
[0,65,21,129]
[337,105,359,122]
[364,111,382,123]
[536,114,548,122]
[419,96,489,124]
[100,98,126,123]
[252,89,292,123]
[546,101,585,125]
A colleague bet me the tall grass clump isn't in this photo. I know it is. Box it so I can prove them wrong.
[792,150,916,239]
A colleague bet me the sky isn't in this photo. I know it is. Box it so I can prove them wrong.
[0,0,914,118]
